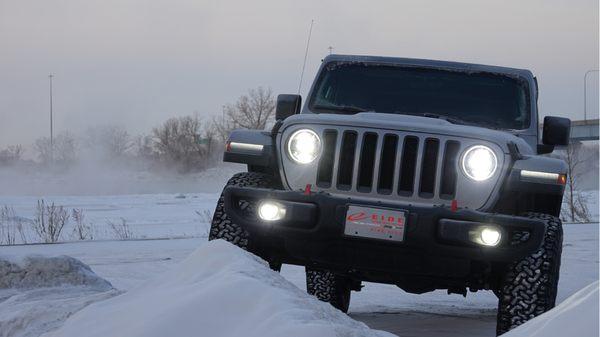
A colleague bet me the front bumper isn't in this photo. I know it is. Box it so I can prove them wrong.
[223,187,546,284]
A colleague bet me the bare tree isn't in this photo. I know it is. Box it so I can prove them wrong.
[71,208,94,240]
[152,115,209,172]
[0,206,17,245]
[34,137,52,164]
[0,206,28,245]
[225,87,275,130]
[32,200,69,243]
[202,121,223,162]
[211,115,237,143]
[34,132,78,167]
[558,142,592,223]
[107,218,134,240]
[0,145,23,166]
[84,125,132,159]
[133,134,158,161]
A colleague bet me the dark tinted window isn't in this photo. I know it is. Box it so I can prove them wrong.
[309,62,530,130]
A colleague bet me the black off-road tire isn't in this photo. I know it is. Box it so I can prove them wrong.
[209,172,278,250]
[306,267,352,313]
[496,212,563,335]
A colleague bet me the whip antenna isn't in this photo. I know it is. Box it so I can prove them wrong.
[297,20,314,94]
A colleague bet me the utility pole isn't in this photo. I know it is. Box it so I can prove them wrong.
[49,74,54,162]
[584,69,599,121]
[328,46,334,55]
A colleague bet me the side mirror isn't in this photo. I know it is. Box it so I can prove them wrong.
[276,94,301,121]
[542,116,571,146]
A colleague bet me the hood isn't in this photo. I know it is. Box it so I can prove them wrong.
[282,112,534,155]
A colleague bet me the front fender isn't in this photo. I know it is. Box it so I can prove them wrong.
[505,155,567,195]
[223,129,274,167]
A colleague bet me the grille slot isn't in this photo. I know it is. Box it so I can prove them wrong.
[419,138,440,198]
[316,130,337,188]
[440,141,460,199]
[398,136,419,196]
[337,131,358,190]
[377,134,398,194]
[357,133,378,192]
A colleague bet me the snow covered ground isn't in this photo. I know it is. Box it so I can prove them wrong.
[43,240,394,337]
[0,255,119,337]
[0,192,219,242]
[0,186,598,336]
[1,189,597,245]
[1,222,597,337]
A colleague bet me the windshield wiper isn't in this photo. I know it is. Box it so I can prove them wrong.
[395,111,479,127]
[422,113,475,126]
[313,104,370,114]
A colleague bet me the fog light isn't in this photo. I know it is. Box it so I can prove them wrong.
[480,228,501,246]
[258,201,286,221]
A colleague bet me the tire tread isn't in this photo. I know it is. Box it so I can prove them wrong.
[496,212,563,335]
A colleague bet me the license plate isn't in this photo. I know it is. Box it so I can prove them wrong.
[344,205,406,242]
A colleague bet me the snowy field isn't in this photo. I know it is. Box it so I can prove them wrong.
[1,189,597,245]
[0,192,219,242]
[1,219,597,336]
[0,186,598,336]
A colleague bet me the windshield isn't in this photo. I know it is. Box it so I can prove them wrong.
[309,62,530,130]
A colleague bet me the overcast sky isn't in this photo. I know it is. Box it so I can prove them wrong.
[0,0,598,147]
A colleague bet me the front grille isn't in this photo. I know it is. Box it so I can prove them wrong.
[316,129,461,200]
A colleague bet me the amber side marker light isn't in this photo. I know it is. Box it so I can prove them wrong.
[521,170,567,185]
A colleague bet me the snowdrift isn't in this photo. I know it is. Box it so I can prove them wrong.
[0,255,113,290]
[45,240,394,337]
[0,255,117,337]
[503,281,599,337]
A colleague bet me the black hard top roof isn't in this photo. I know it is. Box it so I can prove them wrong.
[322,54,535,80]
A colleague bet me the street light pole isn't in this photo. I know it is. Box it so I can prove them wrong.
[222,105,225,125]
[584,69,598,121]
[48,74,54,163]
[49,74,54,145]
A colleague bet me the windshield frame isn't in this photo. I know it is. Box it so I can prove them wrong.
[306,61,532,131]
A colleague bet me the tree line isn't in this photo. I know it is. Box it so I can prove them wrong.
[0,87,275,174]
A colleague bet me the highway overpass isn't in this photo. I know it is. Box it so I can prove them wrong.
[569,119,599,142]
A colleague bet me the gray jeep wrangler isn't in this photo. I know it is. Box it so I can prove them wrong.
[210,54,571,335]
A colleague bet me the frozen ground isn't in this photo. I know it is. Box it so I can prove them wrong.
[1,189,597,245]
[0,164,243,243]
[0,187,598,336]
[43,240,394,337]
[0,255,119,337]
[1,223,597,337]
[0,192,220,242]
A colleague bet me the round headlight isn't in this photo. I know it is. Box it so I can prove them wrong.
[461,145,498,181]
[287,129,321,164]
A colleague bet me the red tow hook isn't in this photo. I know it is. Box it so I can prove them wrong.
[451,199,458,212]
[304,184,312,195]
